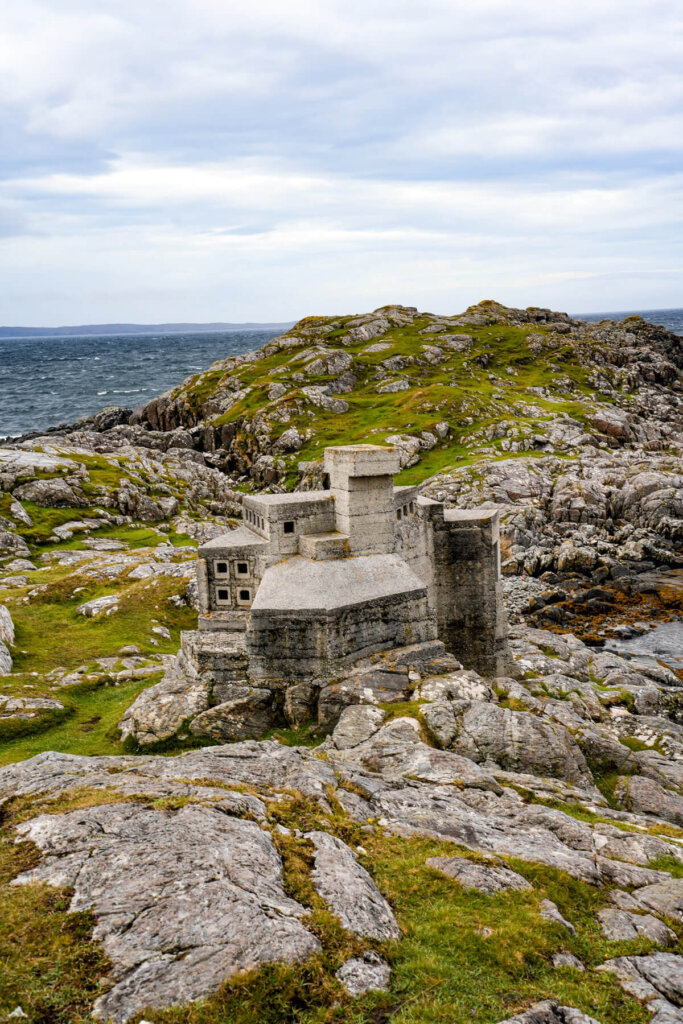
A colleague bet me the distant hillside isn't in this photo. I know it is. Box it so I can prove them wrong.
[128,300,682,487]
[0,321,294,339]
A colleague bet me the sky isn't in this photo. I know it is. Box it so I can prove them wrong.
[0,0,682,325]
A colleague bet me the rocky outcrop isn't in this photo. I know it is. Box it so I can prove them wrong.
[14,801,320,1023]
[5,630,683,1024]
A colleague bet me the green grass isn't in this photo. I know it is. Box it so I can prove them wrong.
[7,573,195,676]
[0,672,160,765]
[161,310,604,489]
[0,818,662,1024]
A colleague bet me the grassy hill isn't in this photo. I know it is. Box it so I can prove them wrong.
[134,300,679,489]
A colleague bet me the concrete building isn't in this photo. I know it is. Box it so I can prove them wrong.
[188,445,508,720]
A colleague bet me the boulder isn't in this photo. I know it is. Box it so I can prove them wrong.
[0,605,14,645]
[77,594,119,617]
[118,654,210,745]
[335,952,391,997]
[615,776,683,827]
[451,701,592,787]
[306,830,400,940]
[0,641,12,675]
[632,878,683,924]
[189,688,277,742]
[283,682,318,727]
[12,478,81,507]
[0,531,30,558]
[495,1002,601,1024]
[597,909,675,945]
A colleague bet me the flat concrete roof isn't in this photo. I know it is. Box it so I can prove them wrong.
[445,509,498,523]
[199,526,269,552]
[251,553,426,613]
[244,491,332,506]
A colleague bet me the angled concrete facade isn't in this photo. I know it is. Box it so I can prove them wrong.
[189,445,508,704]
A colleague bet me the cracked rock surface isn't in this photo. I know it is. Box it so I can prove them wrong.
[13,803,320,1024]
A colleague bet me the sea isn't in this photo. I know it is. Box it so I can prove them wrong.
[0,329,282,438]
[0,308,681,439]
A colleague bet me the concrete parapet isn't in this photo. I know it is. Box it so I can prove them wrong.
[324,444,400,486]
[299,532,351,560]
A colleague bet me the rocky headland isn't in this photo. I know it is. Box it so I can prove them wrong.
[0,301,682,1023]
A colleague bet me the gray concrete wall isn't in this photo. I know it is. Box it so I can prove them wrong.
[428,507,509,677]
[247,590,436,684]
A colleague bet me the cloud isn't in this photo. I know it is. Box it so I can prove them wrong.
[0,0,682,322]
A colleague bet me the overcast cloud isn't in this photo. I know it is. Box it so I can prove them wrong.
[1,0,682,324]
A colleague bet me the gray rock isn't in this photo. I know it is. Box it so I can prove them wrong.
[189,689,276,742]
[421,701,457,748]
[331,705,385,749]
[599,953,683,1007]
[318,666,411,732]
[332,717,501,790]
[451,700,592,787]
[552,952,585,970]
[597,909,675,945]
[539,898,576,933]
[575,728,637,774]
[374,786,602,883]
[0,695,63,718]
[13,802,321,1023]
[3,558,36,572]
[9,500,32,526]
[0,743,338,807]
[425,856,532,894]
[616,775,683,827]
[118,654,210,745]
[633,878,683,924]
[495,1000,601,1024]
[376,378,411,393]
[12,477,81,507]
[301,386,349,414]
[335,951,391,997]
[417,670,491,703]
[307,830,400,940]
[77,594,119,617]
[0,531,30,558]
[0,607,13,668]
[283,681,318,727]
[0,641,11,676]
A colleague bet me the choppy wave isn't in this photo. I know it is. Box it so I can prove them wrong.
[0,329,282,437]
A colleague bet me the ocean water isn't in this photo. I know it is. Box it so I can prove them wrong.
[0,309,681,439]
[0,330,282,438]
[580,307,683,334]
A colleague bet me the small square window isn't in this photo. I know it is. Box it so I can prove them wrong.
[217,588,230,601]
[215,561,228,575]
[239,589,250,601]
[283,521,295,534]
[236,562,248,575]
